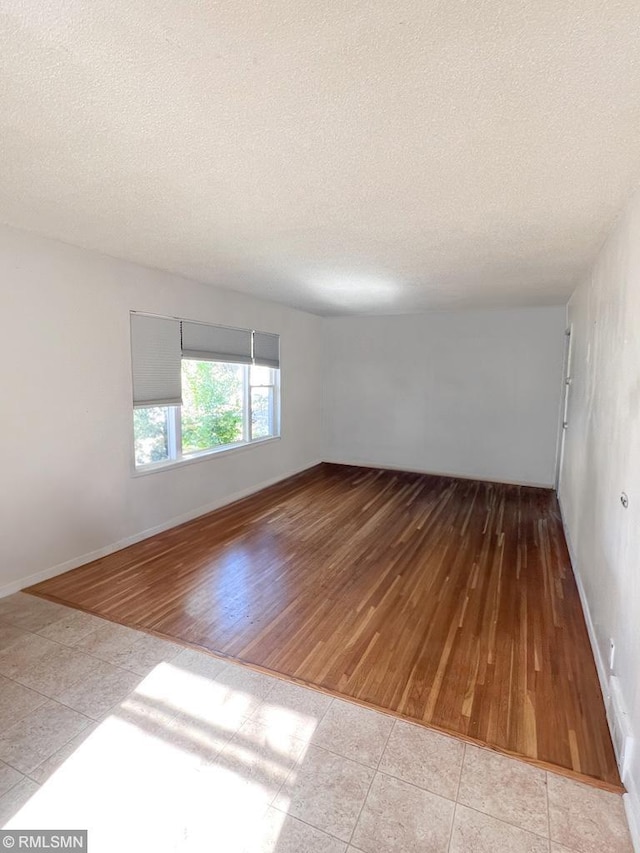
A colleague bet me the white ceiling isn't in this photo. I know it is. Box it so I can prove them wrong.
[1,1,640,315]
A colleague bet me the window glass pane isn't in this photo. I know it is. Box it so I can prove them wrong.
[133,407,170,466]
[250,364,273,386]
[181,360,244,454]
[251,386,273,439]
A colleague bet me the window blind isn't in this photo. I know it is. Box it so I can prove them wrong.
[182,321,253,364]
[253,331,280,368]
[130,313,182,408]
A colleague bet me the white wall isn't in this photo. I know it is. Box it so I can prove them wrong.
[0,225,323,596]
[559,190,640,843]
[323,307,566,487]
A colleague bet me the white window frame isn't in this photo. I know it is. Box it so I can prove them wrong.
[133,361,280,473]
[249,365,279,441]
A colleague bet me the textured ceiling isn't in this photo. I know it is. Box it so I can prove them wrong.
[2,1,640,315]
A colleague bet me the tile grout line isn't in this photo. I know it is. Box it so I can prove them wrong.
[266,697,386,849]
[546,770,552,849]
[447,803,459,853]
[0,617,145,666]
[24,721,101,787]
[267,804,350,848]
[373,765,460,802]
[0,774,41,818]
[257,685,332,823]
[345,714,397,848]
[455,742,466,801]
[0,615,188,784]
[453,800,553,843]
[0,709,94,780]
[342,760,378,848]
[0,767,34,804]
[454,745,554,841]
[0,659,154,718]
[259,693,393,773]
[277,720,466,808]
[446,742,467,851]
[0,693,97,733]
[0,603,105,640]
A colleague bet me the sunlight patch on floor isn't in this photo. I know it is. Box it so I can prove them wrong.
[3,658,316,852]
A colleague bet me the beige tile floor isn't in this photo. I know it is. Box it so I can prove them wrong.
[0,592,634,852]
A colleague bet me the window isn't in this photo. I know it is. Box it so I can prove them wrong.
[133,361,280,468]
[131,314,280,471]
[181,360,245,454]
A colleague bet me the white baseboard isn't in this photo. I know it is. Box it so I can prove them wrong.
[625,772,640,853]
[558,497,610,701]
[558,496,639,852]
[0,460,322,600]
[324,457,554,489]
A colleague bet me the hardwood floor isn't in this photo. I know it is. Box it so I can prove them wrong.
[28,463,620,789]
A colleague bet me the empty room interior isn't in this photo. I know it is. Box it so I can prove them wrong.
[0,2,639,852]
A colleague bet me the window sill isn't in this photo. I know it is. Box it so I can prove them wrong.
[131,436,281,477]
